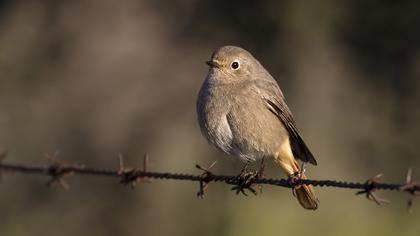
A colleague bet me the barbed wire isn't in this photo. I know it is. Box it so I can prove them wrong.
[0,152,418,209]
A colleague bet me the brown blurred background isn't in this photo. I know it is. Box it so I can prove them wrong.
[1,1,419,235]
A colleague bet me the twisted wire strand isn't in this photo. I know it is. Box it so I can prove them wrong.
[0,162,418,193]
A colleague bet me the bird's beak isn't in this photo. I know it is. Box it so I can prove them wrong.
[206,60,220,68]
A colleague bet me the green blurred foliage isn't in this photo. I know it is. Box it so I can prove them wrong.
[0,1,419,235]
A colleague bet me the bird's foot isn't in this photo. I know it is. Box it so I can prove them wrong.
[288,162,306,183]
[288,163,306,197]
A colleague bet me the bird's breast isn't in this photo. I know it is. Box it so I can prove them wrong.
[197,82,234,154]
[197,80,287,162]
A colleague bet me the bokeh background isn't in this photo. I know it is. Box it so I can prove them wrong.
[1,1,420,235]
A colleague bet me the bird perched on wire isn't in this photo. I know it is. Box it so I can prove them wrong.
[197,45,319,210]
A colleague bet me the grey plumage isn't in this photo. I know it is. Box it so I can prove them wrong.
[197,46,319,210]
[197,46,316,165]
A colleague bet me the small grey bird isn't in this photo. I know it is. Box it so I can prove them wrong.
[197,46,318,210]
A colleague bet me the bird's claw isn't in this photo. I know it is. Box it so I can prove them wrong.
[287,168,306,197]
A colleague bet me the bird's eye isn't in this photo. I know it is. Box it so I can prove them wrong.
[231,60,240,70]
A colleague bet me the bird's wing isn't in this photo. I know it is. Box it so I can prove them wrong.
[254,77,317,165]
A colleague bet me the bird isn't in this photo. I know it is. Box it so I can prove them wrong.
[196,45,319,210]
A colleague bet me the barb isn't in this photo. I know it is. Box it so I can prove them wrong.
[0,158,419,207]
[118,154,151,188]
[355,174,390,205]
[45,154,85,190]
[400,168,419,212]
[196,161,216,198]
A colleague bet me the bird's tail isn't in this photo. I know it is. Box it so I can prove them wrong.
[293,171,318,210]
[275,157,319,210]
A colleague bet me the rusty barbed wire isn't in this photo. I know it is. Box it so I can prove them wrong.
[0,152,419,209]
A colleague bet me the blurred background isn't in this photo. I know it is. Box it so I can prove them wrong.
[1,1,419,235]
